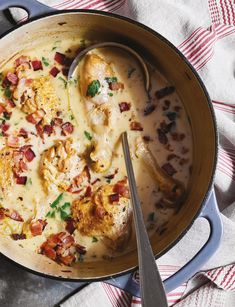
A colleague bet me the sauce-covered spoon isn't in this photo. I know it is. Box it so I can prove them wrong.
[122,132,168,307]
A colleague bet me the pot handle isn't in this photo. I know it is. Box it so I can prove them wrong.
[0,0,55,19]
[106,189,223,297]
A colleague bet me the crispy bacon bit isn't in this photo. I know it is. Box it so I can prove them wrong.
[76,244,87,255]
[25,78,33,86]
[24,147,36,162]
[2,77,11,88]
[62,67,69,76]
[30,219,47,236]
[44,124,54,136]
[84,186,92,197]
[0,208,5,220]
[3,111,12,120]
[7,136,20,148]
[109,82,124,91]
[6,99,16,108]
[144,104,156,116]
[119,102,131,113]
[11,233,26,240]
[26,109,45,125]
[61,122,74,136]
[50,67,60,77]
[54,52,66,65]
[157,128,168,145]
[155,86,175,99]
[51,117,63,126]
[130,121,143,131]
[18,128,28,138]
[163,100,171,111]
[5,209,24,222]
[31,60,43,71]
[6,72,18,85]
[1,123,10,132]
[0,105,6,114]
[109,193,119,204]
[171,132,185,141]
[36,122,44,138]
[113,179,130,198]
[40,232,76,265]
[16,176,27,185]
[161,163,177,177]
[18,160,28,172]
[65,218,76,234]
[14,56,29,67]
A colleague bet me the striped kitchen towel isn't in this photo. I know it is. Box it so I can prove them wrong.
[10,0,235,306]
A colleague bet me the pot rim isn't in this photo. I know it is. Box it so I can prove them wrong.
[0,9,218,282]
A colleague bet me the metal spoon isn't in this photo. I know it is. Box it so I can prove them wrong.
[68,42,150,91]
[122,132,168,307]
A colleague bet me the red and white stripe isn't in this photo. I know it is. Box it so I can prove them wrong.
[209,0,221,24]
[208,0,235,25]
[102,282,132,307]
[217,147,235,181]
[212,100,235,114]
[204,264,235,290]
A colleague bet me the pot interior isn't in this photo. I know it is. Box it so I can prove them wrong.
[0,12,217,280]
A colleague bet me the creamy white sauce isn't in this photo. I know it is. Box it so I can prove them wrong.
[0,38,192,262]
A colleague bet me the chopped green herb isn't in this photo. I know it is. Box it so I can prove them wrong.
[51,40,61,51]
[106,179,111,184]
[58,76,67,88]
[27,178,32,185]
[61,202,71,209]
[108,93,113,97]
[0,197,3,201]
[4,87,12,99]
[105,77,117,84]
[127,68,136,78]
[147,212,155,222]
[50,193,63,208]
[60,209,71,221]
[46,210,56,218]
[69,114,75,120]
[80,39,86,47]
[3,113,10,120]
[18,244,24,248]
[92,236,98,243]
[86,80,100,97]
[68,78,78,86]
[166,111,177,121]
[14,122,19,126]
[42,56,49,66]
[84,130,92,141]
[0,133,3,137]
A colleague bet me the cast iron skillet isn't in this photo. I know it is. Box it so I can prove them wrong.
[0,0,222,298]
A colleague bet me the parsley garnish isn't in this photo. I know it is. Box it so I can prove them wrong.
[127,68,136,78]
[51,40,61,51]
[69,114,75,120]
[50,193,63,208]
[42,56,49,66]
[105,77,117,84]
[86,80,100,97]
[92,237,98,243]
[27,178,33,185]
[58,76,68,88]
[84,130,92,141]
[0,133,3,137]
[108,93,113,97]
[4,87,12,99]
[46,194,71,220]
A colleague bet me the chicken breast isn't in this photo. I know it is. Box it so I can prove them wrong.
[72,178,132,251]
[79,53,121,173]
[0,147,14,197]
[40,138,86,194]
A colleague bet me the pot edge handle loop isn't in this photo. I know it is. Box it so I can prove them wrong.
[105,188,223,297]
[0,0,55,19]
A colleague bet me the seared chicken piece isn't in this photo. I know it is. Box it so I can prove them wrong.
[40,139,86,193]
[79,53,121,173]
[13,76,61,125]
[72,179,132,251]
[0,147,14,197]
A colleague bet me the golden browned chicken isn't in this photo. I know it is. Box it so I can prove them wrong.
[40,138,86,194]
[72,178,132,251]
[0,147,14,197]
[79,53,122,173]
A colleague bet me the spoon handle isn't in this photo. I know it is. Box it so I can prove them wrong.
[122,132,168,307]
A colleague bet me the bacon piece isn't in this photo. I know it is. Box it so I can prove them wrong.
[16,176,27,185]
[143,135,152,142]
[65,218,76,234]
[5,209,24,222]
[14,56,29,67]
[6,72,18,85]
[84,185,92,197]
[24,147,36,162]
[0,208,5,220]
[54,52,66,65]
[19,160,28,172]
[0,105,6,114]
[51,117,63,126]
[62,67,69,77]
[109,82,124,91]
[30,219,47,236]
[42,246,57,260]
[60,233,75,248]
[35,121,44,138]
[113,179,130,198]
[109,193,119,204]
[11,233,26,240]
[1,123,10,132]
[31,60,43,71]
[26,109,45,125]
[6,99,16,108]
[161,162,177,177]
[61,122,74,136]
[3,111,12,120]
[58,254,75,266]
[49,67,60,77]
[18,128,28,138]
[130,121,143,131]
[44,124,53,136]
[119,102,131,113]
